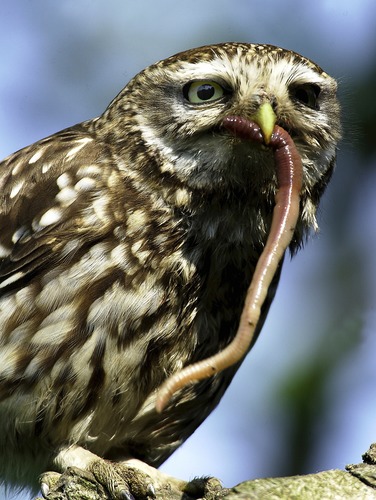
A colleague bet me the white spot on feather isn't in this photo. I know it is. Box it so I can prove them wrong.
[29,149,44,164]
[0,243,11,258]
[0,271,25,289]
[38,207,62,227]
[42,163,53,173]
[11,161,23,176]
[127,210,147,234]
[10,180,24,199]
[65,138,93,160]
[173,188,190,206]
[12,226,28,244]
[0,345,19,377]
[77,165,101,177]
[56,187,78,206]
[75,177,96,192]
[92,197,108,220]
[57,172,72,189]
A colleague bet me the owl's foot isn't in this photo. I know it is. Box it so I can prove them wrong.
[39,446,225,499]
[39,462,156,499]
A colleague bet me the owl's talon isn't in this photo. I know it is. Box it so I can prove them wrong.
[39,471,62,498]
[39,466,109,499]
[119,491,135,500]
[40,458,174,499]
[146,483,156,497]
[90,459,135,499]
[40,481,50,497]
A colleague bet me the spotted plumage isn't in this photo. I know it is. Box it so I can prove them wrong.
[0,42,340,498]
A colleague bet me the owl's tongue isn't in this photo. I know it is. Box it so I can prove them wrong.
[156,119,302,413]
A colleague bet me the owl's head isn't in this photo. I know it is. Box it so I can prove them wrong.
[101,43,341,230]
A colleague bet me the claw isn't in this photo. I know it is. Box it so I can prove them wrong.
[39,471,62,498]
[147,482,156,497]
[119,491,135,500]
[40,481,49,497]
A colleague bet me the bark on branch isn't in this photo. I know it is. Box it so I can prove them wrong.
[36,444,376,500]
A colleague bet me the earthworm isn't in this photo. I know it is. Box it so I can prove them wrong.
[155,115,303,413]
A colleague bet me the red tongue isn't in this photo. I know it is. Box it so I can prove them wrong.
[155,116,303,413]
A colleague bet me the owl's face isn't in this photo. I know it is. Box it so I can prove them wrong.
[101,43,340,232]
[98,43,341,237]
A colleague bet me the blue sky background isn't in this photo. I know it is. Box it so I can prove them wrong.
[1,1,376,498]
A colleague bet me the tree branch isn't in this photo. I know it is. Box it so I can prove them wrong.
[36,444,376,500]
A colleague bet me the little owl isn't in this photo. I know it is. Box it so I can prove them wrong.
[0,43,340,499]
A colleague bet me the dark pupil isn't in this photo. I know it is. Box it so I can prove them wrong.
[197,84,215,100]
[295,88,311,104]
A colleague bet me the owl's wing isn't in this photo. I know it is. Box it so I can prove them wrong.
[0,123,119,294]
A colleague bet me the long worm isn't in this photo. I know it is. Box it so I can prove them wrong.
[155,115,303,413]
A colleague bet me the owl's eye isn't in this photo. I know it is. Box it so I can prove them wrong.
[183,80,226,104]
[289,83,321,110]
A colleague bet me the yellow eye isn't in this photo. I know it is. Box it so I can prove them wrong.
[184,80,225,104]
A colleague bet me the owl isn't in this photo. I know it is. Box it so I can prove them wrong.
[0,43,340,499]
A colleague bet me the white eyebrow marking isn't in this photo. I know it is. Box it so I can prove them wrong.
[65,138,93,160]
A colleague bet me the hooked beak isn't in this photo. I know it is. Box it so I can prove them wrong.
[251,102,276,145]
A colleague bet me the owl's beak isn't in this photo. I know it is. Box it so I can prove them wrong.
[251,102,276,145]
